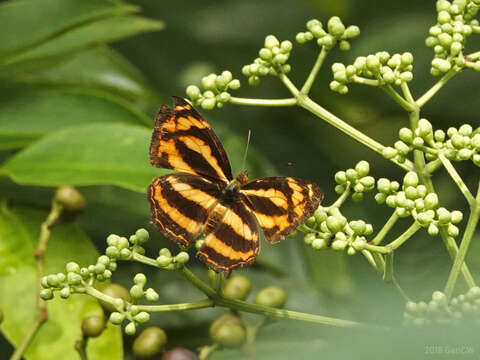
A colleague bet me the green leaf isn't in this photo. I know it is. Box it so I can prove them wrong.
[1,123,161,192]
[0,86,152,150]
[0,203,123,360]
[13,46,162,105]
[0,0,137,56]
[4,15,164,65]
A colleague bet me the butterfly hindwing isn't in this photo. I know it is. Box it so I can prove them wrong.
[148,172,221,247]
[241,177,323,243]
[149,97,233,183]
[197,197,259,276]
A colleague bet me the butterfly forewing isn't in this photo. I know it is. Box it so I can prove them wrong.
[197,197,259,276]
[149,97,233,183]
[241,177,323,243]
[148,173,221,247]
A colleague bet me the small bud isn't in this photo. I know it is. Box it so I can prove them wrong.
[134,312,150,324]
[60,287,70,299]
[175,252,190,265]
[130,285,144,300]
[125,322,137,335]
[326,215,347,233]
[222,275,252,301]
[134,273,147,286]
[254,286,287,308]
[40,289,54,300]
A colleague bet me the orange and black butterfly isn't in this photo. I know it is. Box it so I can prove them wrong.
[147,97,323,275]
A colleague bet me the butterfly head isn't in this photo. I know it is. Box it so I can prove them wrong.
[235,170,249,186]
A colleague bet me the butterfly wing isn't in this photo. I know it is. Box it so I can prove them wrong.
[197,197,259,276]
[148,172,222,247]
[241,177,323,243]
[149,96,233,183]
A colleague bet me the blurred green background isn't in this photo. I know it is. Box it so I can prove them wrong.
[0,0,479,359]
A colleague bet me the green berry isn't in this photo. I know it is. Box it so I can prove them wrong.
[135,229,149,244]
[304,233,315,245]
[254,286,287,308]
[327,16,345,37]
[55,186,87,212]
[335,171,347,184]
[133,327,167,358]
[210,315,245,348]
[82,315,105,338]
[265,35,280,49]
[99,284,131,313]
[222,275,252,301]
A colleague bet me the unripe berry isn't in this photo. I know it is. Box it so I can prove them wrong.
[82,315,105,338]
[254,286,287,308]
[186,85,201,100]
[125,322,136,335]
[222,275,252,301]
[99,284,131,313]
[133,327,167,358]
[55,186,87,212]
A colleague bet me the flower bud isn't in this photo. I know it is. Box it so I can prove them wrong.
[254,286,287,308]
[222,275,252,301]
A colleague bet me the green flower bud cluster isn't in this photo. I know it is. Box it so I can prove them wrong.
[186,71,240,110]
[304,207,373,255]
[155,248,190,270]
[376,172,463,235]
[39,255,118,301]
[426,0,480,75]
[334,160,376,202]
[404,287,480,326]
[330,52,414,94]
[105,229,149,262]
[242,35,292,86]
[382,119,437,163]
[129,273,159,302]
[438,124,480,164]
[296,17,360,51]
[109,302,151,336]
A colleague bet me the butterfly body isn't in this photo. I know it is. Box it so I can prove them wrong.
[148,97,323,275]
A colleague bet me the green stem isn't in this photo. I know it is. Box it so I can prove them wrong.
[74,337,88,360]
[229,97,297,106]
[438,152,475,205]
[361,250,379,270]
[444,182,480,299]
[301,47,328,94]
[11,200,64,360]
[352,75,380,86]
[401,82,415,104]
[425,158,443,174]
[371,212,400,245]
[328,184,351,208]
[381,84,416,112]
[215,297,363,328]
[297,95,414,172]
[279,73,300,96]
[364,221,422,254]
[416,69,457,108]
[383,253,394,283]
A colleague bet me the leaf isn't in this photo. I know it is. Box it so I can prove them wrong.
[0,203,123,360]
[13,46,162,105]
[4,15,164,65]
[0,86,152,150]
[0,0,137,56]
[0,123,162,192]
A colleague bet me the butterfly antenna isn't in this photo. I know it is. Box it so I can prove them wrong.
[241,130,252,170]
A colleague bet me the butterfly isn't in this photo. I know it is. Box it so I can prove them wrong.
[147,97,323,276]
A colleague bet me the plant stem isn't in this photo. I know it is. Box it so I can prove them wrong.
[438,152,475,205]
[371,212,400,245]
[401,82,415,104]
[215,297,363,328]
[383,253,394,283]
[416,69,457,108]
[444,182,480,299]
[352,75,380,86]
[74,337,88,360]
[425,158,443,174]
[382,84,417,112]
[229,97,297,106]
[301,47,328,94]
[364,221,422,254]
[328,183,351,208]
[10,200,63,360]
[297,95,414,171]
